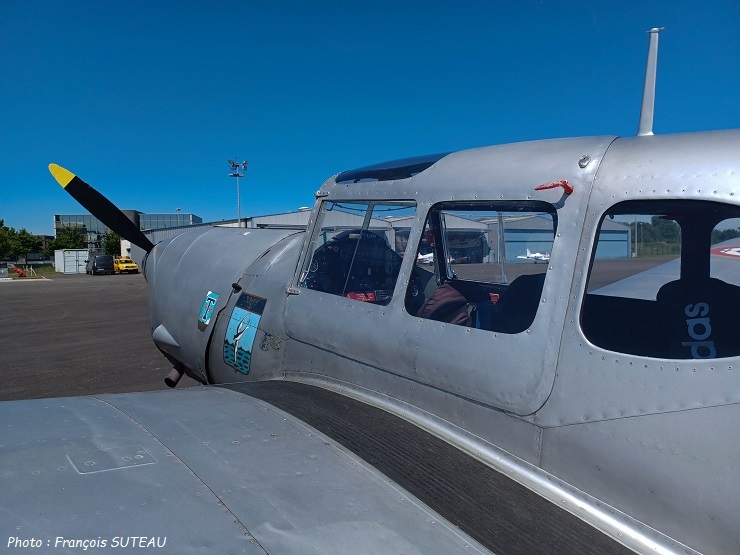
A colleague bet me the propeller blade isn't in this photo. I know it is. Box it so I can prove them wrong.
[49,164,156,253]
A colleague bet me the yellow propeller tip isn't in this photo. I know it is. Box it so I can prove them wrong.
[49,163,76,188]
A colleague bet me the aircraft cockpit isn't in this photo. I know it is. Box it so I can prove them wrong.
[298,200,415,305]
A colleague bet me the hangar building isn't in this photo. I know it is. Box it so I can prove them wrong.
[137,208,631,263]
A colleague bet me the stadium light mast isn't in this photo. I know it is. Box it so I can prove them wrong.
[228,159,249,228]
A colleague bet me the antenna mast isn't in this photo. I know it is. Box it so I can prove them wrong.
[637,27,664,136]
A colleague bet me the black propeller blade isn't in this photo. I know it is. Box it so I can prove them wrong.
[49,164,155,253]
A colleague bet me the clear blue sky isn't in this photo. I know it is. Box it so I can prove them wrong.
[2,1,739,235]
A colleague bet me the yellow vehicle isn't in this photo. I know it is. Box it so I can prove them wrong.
[113,256,139,274]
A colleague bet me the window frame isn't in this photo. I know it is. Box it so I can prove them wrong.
[581,199,740,360]
[404,199,557,334]
[297,199,417,305]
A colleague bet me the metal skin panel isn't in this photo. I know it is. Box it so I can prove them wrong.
[285,136,616,415]
[278,349,545,465]
[144,227,300,383]
[207,234,305,384]
[0,394,266,554]
[524,130,740,554]
[0,388,488,555]
[535,131,740,425]
[540,403,740,555]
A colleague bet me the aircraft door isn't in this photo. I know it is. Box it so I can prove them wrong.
[400,201,566,415]
[286,199,570,416]
[284,200,421,383]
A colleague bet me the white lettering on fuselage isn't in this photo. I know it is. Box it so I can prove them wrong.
[682,302,716,359]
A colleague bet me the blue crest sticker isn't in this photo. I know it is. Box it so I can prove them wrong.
[198,291,219,331]
[223,293,267,375]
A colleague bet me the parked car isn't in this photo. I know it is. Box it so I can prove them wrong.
[114,256,139,274]
[85,254,114,275]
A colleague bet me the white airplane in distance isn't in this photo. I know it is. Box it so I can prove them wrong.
[517,248,551,263]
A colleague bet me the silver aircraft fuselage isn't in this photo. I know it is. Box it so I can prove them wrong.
[137,129,740,554]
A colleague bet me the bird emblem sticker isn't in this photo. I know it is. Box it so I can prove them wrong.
[223,293,267,375]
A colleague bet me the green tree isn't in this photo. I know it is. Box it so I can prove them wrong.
[103,231,121,255]
[10,229,43,260]
[631,217,681,245]
[649,215,680,243]
[45,227,86,256]
[0,220,45,260]
[0,220,11,258]
[711,227,740,245]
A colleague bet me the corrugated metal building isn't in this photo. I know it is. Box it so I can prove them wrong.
[53,249,89,274]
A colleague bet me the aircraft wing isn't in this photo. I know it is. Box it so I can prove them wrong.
[1,381,629,554]
[710,241,740,284]
[0,385,487,554]
[590,258,680,299]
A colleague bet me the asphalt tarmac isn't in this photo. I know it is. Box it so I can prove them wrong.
[0,272,199,401]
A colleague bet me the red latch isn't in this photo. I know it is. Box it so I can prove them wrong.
[535,179,573,194]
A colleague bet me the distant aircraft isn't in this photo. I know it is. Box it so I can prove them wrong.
[416,252,434,264]
[3,28,739,555]
[516,248,551,263]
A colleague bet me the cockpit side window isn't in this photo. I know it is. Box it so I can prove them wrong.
[582,200,740,359]
[405,201,556,334]
[299,201,416,306]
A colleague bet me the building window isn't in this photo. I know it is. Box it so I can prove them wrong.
[299,201,416,305]
[406,201,555,334]
[582,200,740,359]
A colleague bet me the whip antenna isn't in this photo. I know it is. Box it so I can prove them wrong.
[637,27,664,136]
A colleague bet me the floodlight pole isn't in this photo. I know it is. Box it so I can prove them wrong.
[228,159,249,227]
